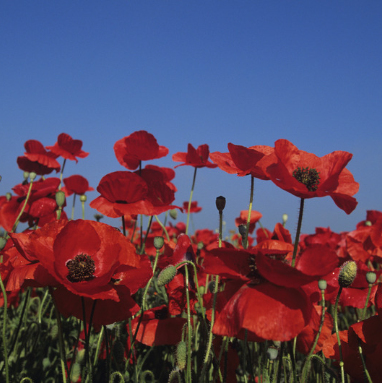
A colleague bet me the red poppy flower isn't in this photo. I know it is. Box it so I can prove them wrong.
[210,143,274,179]
[10,219,140,301]
[62,175,94,196]
[129,305,187,346]
[172,144,217,169]
[46,133,89,162]
[182,201,202,213]
[17,139,61,175]
[0,195,20,232]
[266,139,359,214]
[114,131,169,170]
[203,240,337,341]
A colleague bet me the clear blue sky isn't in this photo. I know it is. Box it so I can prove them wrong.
[1,1,381,238]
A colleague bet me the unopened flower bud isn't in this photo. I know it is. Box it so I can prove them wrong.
[176,341,187,370]
[29,172,37,181]
[70,362,81,382]
[216,196,226,212]
[154,236,164,250]
[55,191,66,207]
[238,224,247,238]
[157,265,177,287]
[169,209,178,220]
[79,194,87,202]
[338,261,357,288]
[112,340,125,366]
[318,279,327,291]
[168,369,182,383]
[266,346,279,361]
[366,271,377,284]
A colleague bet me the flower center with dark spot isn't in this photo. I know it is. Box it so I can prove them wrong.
[292,167,320,192]
[66,254,95,283]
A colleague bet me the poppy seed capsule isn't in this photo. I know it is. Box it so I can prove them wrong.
[266,347,279,361]
[29,172,37,181]
[216,196,226,212]
[154,236,164,250]
[6,192,12,201]
[55,191,66,207]
[169,209,178,220]
[318,279,327,291]
[23,171,29,180]
[338,261,357,288]
[366,271,377,284]
[176,341,187,370]
[157,265,177,287]
[79,194,87,202]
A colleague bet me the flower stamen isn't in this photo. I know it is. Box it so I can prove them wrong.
[293,167,320,192]
[66,253,96,282]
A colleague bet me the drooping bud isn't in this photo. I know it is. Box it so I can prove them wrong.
[55,191,66,207]
[366,271,377,284]
[157,265,177,287]
[216,196,226,213]
[154,236,164,250]
[176,341,187,370]
[169,209,178,220]
[168,368,182,383]
[318,279,327,291]
[338,261,357,288]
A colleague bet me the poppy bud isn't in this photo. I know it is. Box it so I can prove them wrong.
[338,261,357,288]
[169,209,178,220]
[157,265,177,287]
[176,341,187,370]
[366,271,377,284]
[168,369,182,383]
[50,324,59,340]
[6,192,11,201]
[29,172,37,181]
[70,362,81,382]
[216,196,226,212]
[266,346,278,360]
[76,349,85,365]
[238,224,247,238]
[318,279,327,291]
[55,191,66,207]
[0,237,7,251]
[154,236,164,250]
[79,194,87,202]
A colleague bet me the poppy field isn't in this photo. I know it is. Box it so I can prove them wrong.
[1,131,382,383]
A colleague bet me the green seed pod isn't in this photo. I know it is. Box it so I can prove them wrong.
[338,261,357,288]
[42,357,50,370]
[176,341,187,370]
[55,191,66,207]
[366,271,377,284]
[6,192,12,201]
[29,172,37,181]
[70,362,81,382]
[154,236,165,250]
[169,209,178,220]
[23,171,29,180]
[76,349,86,365]
[157,265,177,287]
[365,221,372,227]
[208,280,216,293]
[79,194,87,202]
[318,279,327,291]
[197,242,204,250]
[282,213,288,225]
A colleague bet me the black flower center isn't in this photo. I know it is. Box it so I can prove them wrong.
[292,167,320,192]
[66,253,96,283]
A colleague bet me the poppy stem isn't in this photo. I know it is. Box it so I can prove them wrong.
[184,265,193,383]
[154,215,170,242]
[71,193,76,220]
[333,286,345,383]
[244,176,254,249]
[186,167,198,235]
[58,158,67,190]
[291,198,305,268]
[0,271,10,383]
